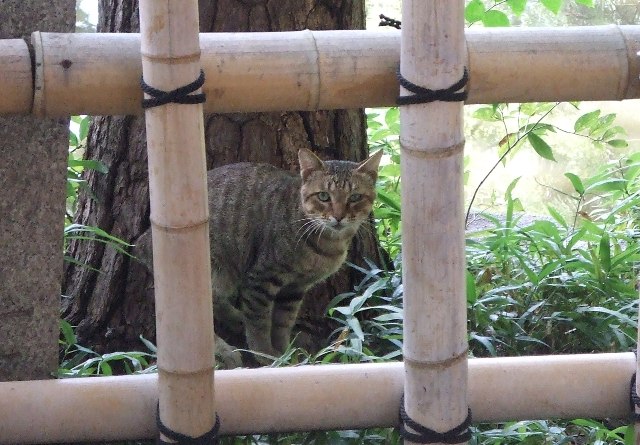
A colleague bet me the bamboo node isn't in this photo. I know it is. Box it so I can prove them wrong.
[140,51,202,64]
[141,69,206,108]
[401,141,465,160]
[150,218,209,232]
[157,402,220,445]
[399,393,472,444]
[303,29,321,110]
[403,349,468,369]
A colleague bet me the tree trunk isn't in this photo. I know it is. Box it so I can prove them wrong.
[62,0,378,357]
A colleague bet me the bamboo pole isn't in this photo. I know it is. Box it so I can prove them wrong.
[0,39,32,115]
[0,354,634,444]
[636,297,640,443]
[20,26,640,117]
[399,1,468,444]
[138,0,216,441]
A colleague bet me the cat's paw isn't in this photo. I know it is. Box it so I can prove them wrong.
[214,336,243,369]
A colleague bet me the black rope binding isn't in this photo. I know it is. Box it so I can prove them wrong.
[157,403,220,445]
[399,394,472,444]
[379,13,401,29]
[379,13,469,105]
[141,69,206,109]
[397,67,469,106]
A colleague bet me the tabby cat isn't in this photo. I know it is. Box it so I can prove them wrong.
[137,148,382,366]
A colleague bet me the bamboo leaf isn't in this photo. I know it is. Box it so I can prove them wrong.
[470,333,497,356]
[598,232,611,272]
[59,320,77,346]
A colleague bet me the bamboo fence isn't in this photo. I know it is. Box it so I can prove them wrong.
[0,26,637,116]
[0,354,634,444]
[399,1,468,444]
[139,0,217,441]
[0,9,638,445]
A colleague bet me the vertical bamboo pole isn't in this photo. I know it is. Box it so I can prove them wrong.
[400,1,468,444]
[635,294,640,443]
[139,0,216,440]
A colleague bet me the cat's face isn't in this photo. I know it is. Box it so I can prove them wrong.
[298,149,382,237]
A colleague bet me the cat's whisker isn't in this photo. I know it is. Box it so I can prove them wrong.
[296,218,323,246]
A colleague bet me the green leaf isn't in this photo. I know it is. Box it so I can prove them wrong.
[99,360,113,376]
[598,232,611,272]
[585,178,627,193]
[482,10,510,27]
[59,320,76,346]
[464,0,485,22]
[541,0,563,14]
[470,333,497,356]
[384,107,399,128]
[79,116,90,141]
[139,335,158,353]
[69,131,78,147]
[347,317,365,341]
[505,177,521,200]
[546,205,567,228]
[564,172,584,194]
[575,0,593,6]
[68,159,109,174]
[602,125,626,140]
[527,133,556,161]
[607,139,628,148]
[466,270,477,304]
[574,110,600,132]
[472,106,500,121]
[507,0,527,15]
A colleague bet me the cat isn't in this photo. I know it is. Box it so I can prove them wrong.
[135,148,382,367]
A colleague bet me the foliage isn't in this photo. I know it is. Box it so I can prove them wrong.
[64,116,132,268]
[58,319,156,377]
[464,0,595,27]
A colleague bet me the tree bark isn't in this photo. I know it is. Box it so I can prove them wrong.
[62,0,379,357]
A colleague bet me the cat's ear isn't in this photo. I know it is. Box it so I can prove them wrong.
[355,150,383,180]
[298,148,325,180]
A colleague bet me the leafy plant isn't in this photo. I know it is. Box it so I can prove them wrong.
[64,116,133,267]
[58,320,156,377]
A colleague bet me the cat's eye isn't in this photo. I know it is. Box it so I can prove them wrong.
[348,193,363,203]
[317,191,331,202]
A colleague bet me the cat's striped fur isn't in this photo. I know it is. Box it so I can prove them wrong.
[209,148,382,363]
[134,149,382,366]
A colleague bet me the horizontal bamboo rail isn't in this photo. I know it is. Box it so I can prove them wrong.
[0,353,634,444]
[0,26,634,116]
[0,39,32,115]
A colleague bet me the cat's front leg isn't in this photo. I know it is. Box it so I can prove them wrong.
[239,286,280,364]
[272,295,304,354]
